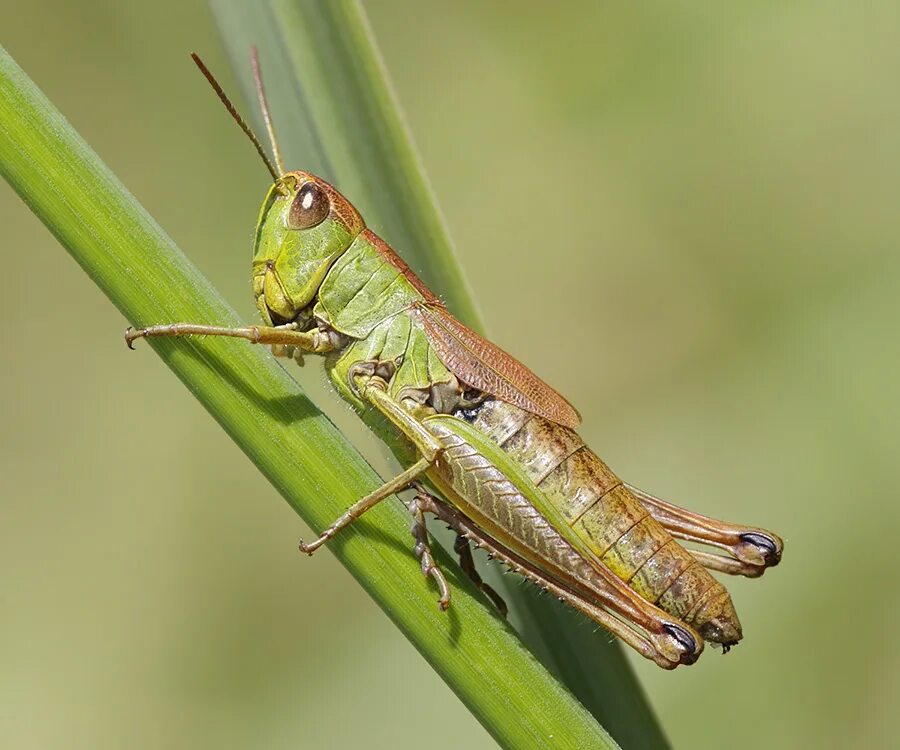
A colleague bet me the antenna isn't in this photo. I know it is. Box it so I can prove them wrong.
[250,46,285,176]
[190,52,280,181]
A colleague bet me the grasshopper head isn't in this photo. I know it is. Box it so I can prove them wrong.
[252,171,364,324]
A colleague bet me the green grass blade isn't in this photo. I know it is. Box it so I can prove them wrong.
[0,43,618,750]
[209,2,668,747]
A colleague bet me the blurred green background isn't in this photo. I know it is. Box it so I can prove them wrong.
[2,1,898,748]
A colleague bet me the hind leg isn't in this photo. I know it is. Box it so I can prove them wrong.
[413,489,701,669]
[626,484,783,577]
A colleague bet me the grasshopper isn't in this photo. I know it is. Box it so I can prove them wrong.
[127,53,783,669]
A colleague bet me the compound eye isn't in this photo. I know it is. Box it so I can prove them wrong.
[288,182,330,229]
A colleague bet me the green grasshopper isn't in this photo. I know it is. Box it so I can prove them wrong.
[127,53,783,669]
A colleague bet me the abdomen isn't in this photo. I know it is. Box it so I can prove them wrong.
[459,399,738,635]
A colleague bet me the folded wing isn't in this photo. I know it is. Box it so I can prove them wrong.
[417,302,581,429]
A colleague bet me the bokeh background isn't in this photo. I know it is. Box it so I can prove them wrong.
[2,2,898,748]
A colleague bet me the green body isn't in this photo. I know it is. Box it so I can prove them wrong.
[320,237,451,416]
[248,173,741,647]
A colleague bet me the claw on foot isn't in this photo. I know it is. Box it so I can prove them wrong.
[124,326,141,350]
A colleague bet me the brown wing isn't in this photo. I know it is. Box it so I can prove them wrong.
[416,302,582,429]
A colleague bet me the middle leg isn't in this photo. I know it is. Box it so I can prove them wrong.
[453,534,509,618]
[299,373,445,554]
[407,494,451,611]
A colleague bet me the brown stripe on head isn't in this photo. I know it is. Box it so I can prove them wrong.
[363,229,440,304]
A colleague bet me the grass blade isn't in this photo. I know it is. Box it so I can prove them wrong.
[0,42,620,750]
[209,2,669,746]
